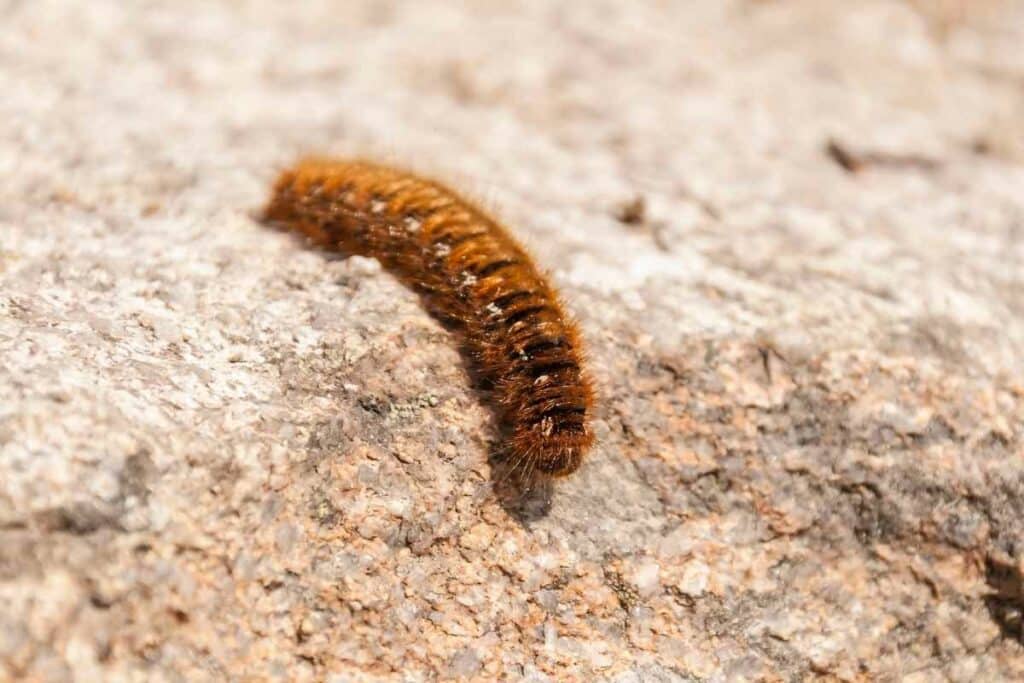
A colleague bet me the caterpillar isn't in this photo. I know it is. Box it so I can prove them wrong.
[263,159,595,479]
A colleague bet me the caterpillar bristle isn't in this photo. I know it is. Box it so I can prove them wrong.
[264,158,596,480]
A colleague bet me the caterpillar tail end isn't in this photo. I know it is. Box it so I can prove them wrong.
[508,426,595,479]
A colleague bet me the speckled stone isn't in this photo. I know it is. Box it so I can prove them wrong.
[2,1,1024,681]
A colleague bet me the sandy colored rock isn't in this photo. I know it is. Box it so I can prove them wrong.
[2,1,1024,681]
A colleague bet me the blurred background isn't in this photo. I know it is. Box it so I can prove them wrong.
[2,2,1024,681]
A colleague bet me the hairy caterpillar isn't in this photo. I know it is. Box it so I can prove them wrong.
[263,159,595,479]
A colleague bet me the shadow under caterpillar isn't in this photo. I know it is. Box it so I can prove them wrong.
[263,158,595,482]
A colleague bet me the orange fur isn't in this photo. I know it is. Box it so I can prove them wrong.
[264,159,595,478]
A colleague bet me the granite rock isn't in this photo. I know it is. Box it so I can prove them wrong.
[2,1,1024,681]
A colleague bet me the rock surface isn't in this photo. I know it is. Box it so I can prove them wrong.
[2,1,1024,681]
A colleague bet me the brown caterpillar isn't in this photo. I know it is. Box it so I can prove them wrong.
[263,159,595,478]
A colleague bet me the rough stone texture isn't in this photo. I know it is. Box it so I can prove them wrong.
[2,1,1024,681]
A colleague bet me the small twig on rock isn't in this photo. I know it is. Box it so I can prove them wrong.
[826,137,943,174]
